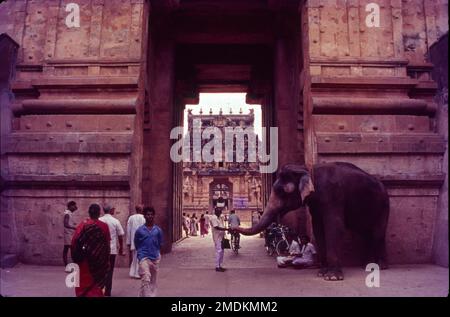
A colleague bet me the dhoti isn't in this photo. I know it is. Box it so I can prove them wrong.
[129,250,140,279]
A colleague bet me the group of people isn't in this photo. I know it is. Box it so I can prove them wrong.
[182,212,211,237]
[276,233,317,269]
[63,200,316,297]
[63,201,163,297]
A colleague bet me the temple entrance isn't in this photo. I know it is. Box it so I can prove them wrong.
[143,1,305,251]
[210,181,232,212]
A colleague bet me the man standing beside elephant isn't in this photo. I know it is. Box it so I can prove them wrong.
[210,207,228,272]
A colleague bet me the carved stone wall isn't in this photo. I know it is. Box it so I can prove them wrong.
[0,0,146,266]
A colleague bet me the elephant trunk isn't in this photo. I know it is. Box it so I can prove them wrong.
[239,191,283,235]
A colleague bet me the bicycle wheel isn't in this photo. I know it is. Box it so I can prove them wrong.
[231,235,238,254]
[267,243,276,256]
[276,239,289,256]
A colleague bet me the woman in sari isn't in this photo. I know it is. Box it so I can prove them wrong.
[71,203,111,297]
[190,213,198,236]
[200,214,208,237]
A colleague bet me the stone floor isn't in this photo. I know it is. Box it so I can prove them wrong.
[0,233,448,297]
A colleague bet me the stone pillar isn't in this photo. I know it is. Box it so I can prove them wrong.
[274,13,303,168]
[430,33,449,267]
[144,14,175,252]
[274,36,295,167]
[0,34,19,268]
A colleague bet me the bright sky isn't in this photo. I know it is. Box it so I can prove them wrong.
[184,93,262,136]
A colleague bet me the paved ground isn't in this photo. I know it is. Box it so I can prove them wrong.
[0,233,448,297]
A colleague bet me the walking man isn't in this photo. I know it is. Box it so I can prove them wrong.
[210,207,228,272]
[204,211,211,233]
[126,204,145,278]
[63,201,78,271]
[134,207,163,297]
[182,212,190,238]
[99,204,125,297]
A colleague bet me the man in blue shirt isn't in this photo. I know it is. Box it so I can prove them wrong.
[228,210,241,249]
[134,206,163,297]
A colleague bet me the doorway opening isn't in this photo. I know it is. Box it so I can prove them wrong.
[181,93,264,235]
[144,1,305,250]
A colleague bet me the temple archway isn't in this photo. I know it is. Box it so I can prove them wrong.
[209,179,233,212]
[143,0,305,250]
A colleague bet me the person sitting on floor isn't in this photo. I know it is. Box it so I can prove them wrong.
[292,235,317,269]
[276,232,301,268]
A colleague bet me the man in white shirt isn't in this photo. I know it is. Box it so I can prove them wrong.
[126,204,146,278]
[182,213,190,238]
[63,201,78,271]
[277,232,301,268]
[292,235,317,268]
[99,204,125,296]
[204,211,211,232]
[210,207,228,272]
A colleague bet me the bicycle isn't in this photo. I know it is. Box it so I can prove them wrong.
[230,231,240,254]
[264,224,277,256]
[264,224,290,256]
[275,226,290,256]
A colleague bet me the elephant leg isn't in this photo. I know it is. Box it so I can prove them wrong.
[322,212,345,281]
[311,212,327,277]
[371,233,388,270]
[369,207,389,270]
[361,236,375,269]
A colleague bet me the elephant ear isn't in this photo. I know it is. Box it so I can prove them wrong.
[298,173,315,202]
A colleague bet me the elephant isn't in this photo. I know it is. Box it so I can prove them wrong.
[236,162,390,281]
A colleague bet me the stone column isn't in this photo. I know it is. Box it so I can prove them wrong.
[274,13,303,167]
[144,13,175,252]
[0,34,19,268]
[430,34,449,267]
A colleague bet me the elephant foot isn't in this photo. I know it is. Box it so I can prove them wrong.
[323,269,344,281]
[317,267,328,277]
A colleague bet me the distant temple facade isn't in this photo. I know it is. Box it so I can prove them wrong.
[182,108,262,224]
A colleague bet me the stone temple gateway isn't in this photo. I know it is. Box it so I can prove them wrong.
[0,0,447,268]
